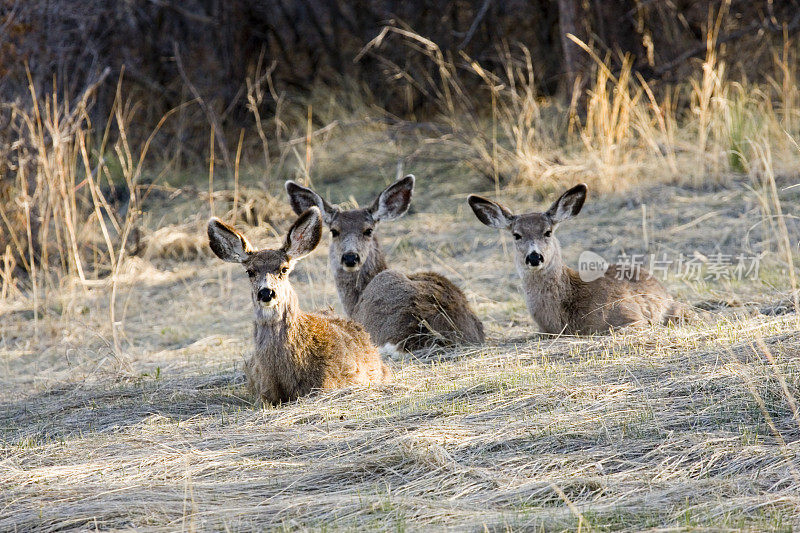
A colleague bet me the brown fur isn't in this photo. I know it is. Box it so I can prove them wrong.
[519,261,685,335]
[469,184,686,335]
[245,309,389,404]
[352,270,485,350]
[207,207,390,404]
[286,176,485,351]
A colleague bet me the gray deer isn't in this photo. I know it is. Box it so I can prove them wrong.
[207,207,390,403]
[468,184,686,334]
[285,175,485,350]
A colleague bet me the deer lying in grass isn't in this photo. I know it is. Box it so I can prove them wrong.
[468,184,685,335]
[285,175,485,351]
[207,207,390,403]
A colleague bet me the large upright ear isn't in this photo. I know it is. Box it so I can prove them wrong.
[283,207,323,261]
[284,181,337,224]
[208,218,255,263]
[467,195,515,229]
[546,184,587,224]
[369,174,414,222]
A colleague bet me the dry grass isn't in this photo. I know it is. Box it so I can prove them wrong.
[2,163,800,530]
[2,20,800,531]
[358,21,800,194]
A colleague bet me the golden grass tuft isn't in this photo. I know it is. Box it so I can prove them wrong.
[142,224,209,261]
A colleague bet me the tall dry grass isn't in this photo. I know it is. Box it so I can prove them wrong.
[355,11,800,194]
[1,12,799,340]
[0,64,304,336]
[0,70,185,355]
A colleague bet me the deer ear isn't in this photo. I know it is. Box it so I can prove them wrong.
[283,207,322,260]
[285,181,337,224]
[546,184,587,224]
[369,174,414,221]
[208,218,255,263]
[467,195,514,229]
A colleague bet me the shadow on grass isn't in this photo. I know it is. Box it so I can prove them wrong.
[0,371,251,444]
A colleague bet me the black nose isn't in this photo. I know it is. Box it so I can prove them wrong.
[525,251,544,267]
[257,287,276,303]
[342,253,360,267]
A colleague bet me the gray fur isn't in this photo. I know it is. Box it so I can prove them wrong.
[369,174,414,221]
[468,185,686,335]
[546,184,587,224]
[287,177,485,350]
[207,218,255,262]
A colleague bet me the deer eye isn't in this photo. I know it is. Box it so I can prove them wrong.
[513,233,522,240]
[363,228,373,237]
[246,269,256,278]
[280,266,289,275]
[544,230,552,238]
[330,229,340,238]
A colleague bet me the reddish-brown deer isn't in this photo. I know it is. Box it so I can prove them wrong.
[468,184,686,334]
[207,207,390,403]
[285,175,485,351]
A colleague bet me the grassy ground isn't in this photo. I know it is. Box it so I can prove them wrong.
[2,155,800,531]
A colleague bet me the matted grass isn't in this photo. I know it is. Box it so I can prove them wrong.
[2,169,799,531]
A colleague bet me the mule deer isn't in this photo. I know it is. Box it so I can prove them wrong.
[468,184,685,335]
[285,175,485,350]
[207,207,389,403]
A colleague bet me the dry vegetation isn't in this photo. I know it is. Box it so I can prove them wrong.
[2,13,800,532]
[2,173,799,531]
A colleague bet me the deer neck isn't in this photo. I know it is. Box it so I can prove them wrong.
[252,289,303,364]
[517,242,571,334]
[331,239,388,317]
